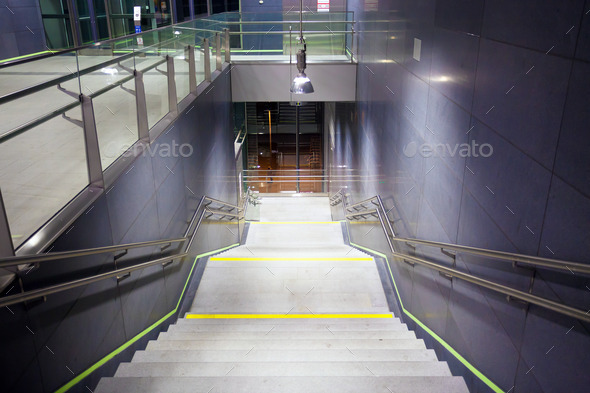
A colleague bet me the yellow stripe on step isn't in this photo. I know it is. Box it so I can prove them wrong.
[210,257,373,261]
[185,314,393,319]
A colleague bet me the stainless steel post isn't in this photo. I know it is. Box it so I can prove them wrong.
[0,190,14,258]
[166,55,178,114]
[215,32,222,71]
[134,70,150,142]
[224,28,231,63]
[188,45,197,92]
[80,95,104,189]
[204,38,212,82]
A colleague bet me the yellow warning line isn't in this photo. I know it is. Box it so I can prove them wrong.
[186,314,393,319]
[210,257,373,261]
[249,221,340,224]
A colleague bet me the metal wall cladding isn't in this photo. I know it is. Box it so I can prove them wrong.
[330,1,590,393]
[2,70,239,393]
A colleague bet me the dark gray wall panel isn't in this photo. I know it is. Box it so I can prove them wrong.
[1,69,237,392]
[472,39,570,169]
[429,29,478,112]
[0,0,46,60]
[481,0,585,57]
[331,1,590,392]
[553,61,590,198]
[0,299,43,393]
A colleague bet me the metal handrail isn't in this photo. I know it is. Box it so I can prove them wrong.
[0,16,210,69]
[0,194,243,308]
[397,252,590,323]
[340,194,590,323]
[229,30,352,35]
[204,196,242,211]
[391,237,590,275]
[0,55,173,143]
[205,20,355,25]
[0,254,186,307]
[0,238,186,269]
[341,195,590,275]
[0,34,184,108]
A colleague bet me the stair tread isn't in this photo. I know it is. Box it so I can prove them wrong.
[114,361,452,377]
[145,338,427,351]
[169,323,409,332]
[95,376,469,393]
[159,330,417,340]
[176,318,399,325]
[132,349,439,363]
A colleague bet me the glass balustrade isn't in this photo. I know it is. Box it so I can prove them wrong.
[0,11,356,250]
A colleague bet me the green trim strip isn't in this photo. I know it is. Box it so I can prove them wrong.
[54,243,239,393]
[0,50,54,64]
[350,240,504,393]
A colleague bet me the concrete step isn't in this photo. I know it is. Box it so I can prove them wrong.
[115,361,452,377]
[132,348,439,363]
[169,322,409,332]
[158,330,417,341]
[145,338,427,351]
[95,376,470,393]
[176,317,398,325]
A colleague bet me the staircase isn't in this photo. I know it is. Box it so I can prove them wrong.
[95,197,469,393]
[246,133,259,169]
[308,134,322,169]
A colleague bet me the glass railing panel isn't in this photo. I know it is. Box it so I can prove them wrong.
[0,54,82,138]
[0,51,80,97]
[76,42,139,169]
[135,44,170,129]
[207,31,218,76]
[91,80,139,169]
[0,105,89,248]
[169,35,191,103]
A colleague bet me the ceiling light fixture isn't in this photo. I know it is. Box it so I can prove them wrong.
[290,0,314,94]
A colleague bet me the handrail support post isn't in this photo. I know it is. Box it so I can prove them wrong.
[80,94,104,189]
[204,38,212,82]
[166,55,179,115]
[215,32,222,71]
[224,28,231,63]
[188,45,197,93]
[134,69,150,142]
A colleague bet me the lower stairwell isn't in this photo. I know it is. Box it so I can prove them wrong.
[95,197,468,393]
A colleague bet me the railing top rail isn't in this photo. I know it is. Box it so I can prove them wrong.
[204,196,242,211]
[0,33,187,110]
[0,253,187,308]
[346,196,377,209]
[343,193,590,323]
[394,236,590,275]
[0,22,182,69]
[345,194,589,275]
[0,194,243,307]
[203,20,356,25]
[0,55,170,144]
[228,30,352,35]
[0,238,187,269]
[397,252,590,324]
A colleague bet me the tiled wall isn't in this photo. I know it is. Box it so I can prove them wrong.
[328,0,590,392]
[0,0,46,60]
[0,70,239,393]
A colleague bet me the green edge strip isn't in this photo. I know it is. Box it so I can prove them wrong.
[54,243,239,393]
[0,50,53,64]
[350,241,504,393]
